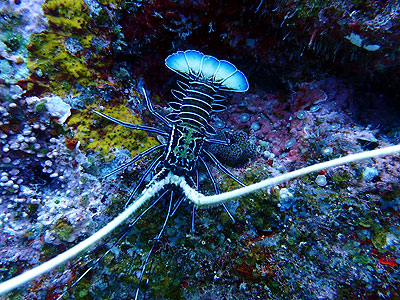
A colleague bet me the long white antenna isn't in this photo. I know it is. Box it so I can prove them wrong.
[186,144,400,206]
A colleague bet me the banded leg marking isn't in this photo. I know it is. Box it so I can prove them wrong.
[125,155,163,207]
[205,138,231,146]
[171,194,186,216]
[142,87,173,128]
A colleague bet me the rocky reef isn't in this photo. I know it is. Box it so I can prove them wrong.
[0,0,399,299]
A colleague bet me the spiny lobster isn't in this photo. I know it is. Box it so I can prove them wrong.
[94,49,249,221]
[85,50,249,298]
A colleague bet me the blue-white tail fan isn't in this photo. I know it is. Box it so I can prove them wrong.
[165,50,249,92]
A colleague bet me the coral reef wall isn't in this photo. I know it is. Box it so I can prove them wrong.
[0,0,399,299]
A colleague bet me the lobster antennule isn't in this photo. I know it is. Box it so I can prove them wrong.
[165,50,249,92]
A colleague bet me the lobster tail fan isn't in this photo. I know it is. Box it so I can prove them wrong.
[184,50,203,76]
[211,60,249,92]
[219,70,249,92]
[165,50,204,78]
[165,50,249,133]
[200,55,220,79]
[213,60,236,82]
[165,51,191,78]
[165,50,249,92]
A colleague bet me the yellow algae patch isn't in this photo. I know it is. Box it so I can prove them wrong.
[28,33,93,86]
[43,0,91,32]
[68,103,160,159]
[26,0,112,95]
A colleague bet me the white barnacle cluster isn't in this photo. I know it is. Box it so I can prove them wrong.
[0,92,110,257]
[0,103,42,195]
[39,136,69,180]
[0,96,72,196]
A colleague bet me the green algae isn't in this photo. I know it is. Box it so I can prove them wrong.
[354,253,373,266]
[75,279,91,299]
[41,243,60,258]
[80,195,89,205]
[214,163,279,233]
[26,203,39,218]
[65,276,91,300]
[4,35,23,52]
[34,99,47,112]
[358,217,373,228]
[330,170,352,189]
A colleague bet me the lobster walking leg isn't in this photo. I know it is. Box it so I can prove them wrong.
[104,144,165,179]
[200,157,235,223]
[93,110,167,135]
[134,190,173,300]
